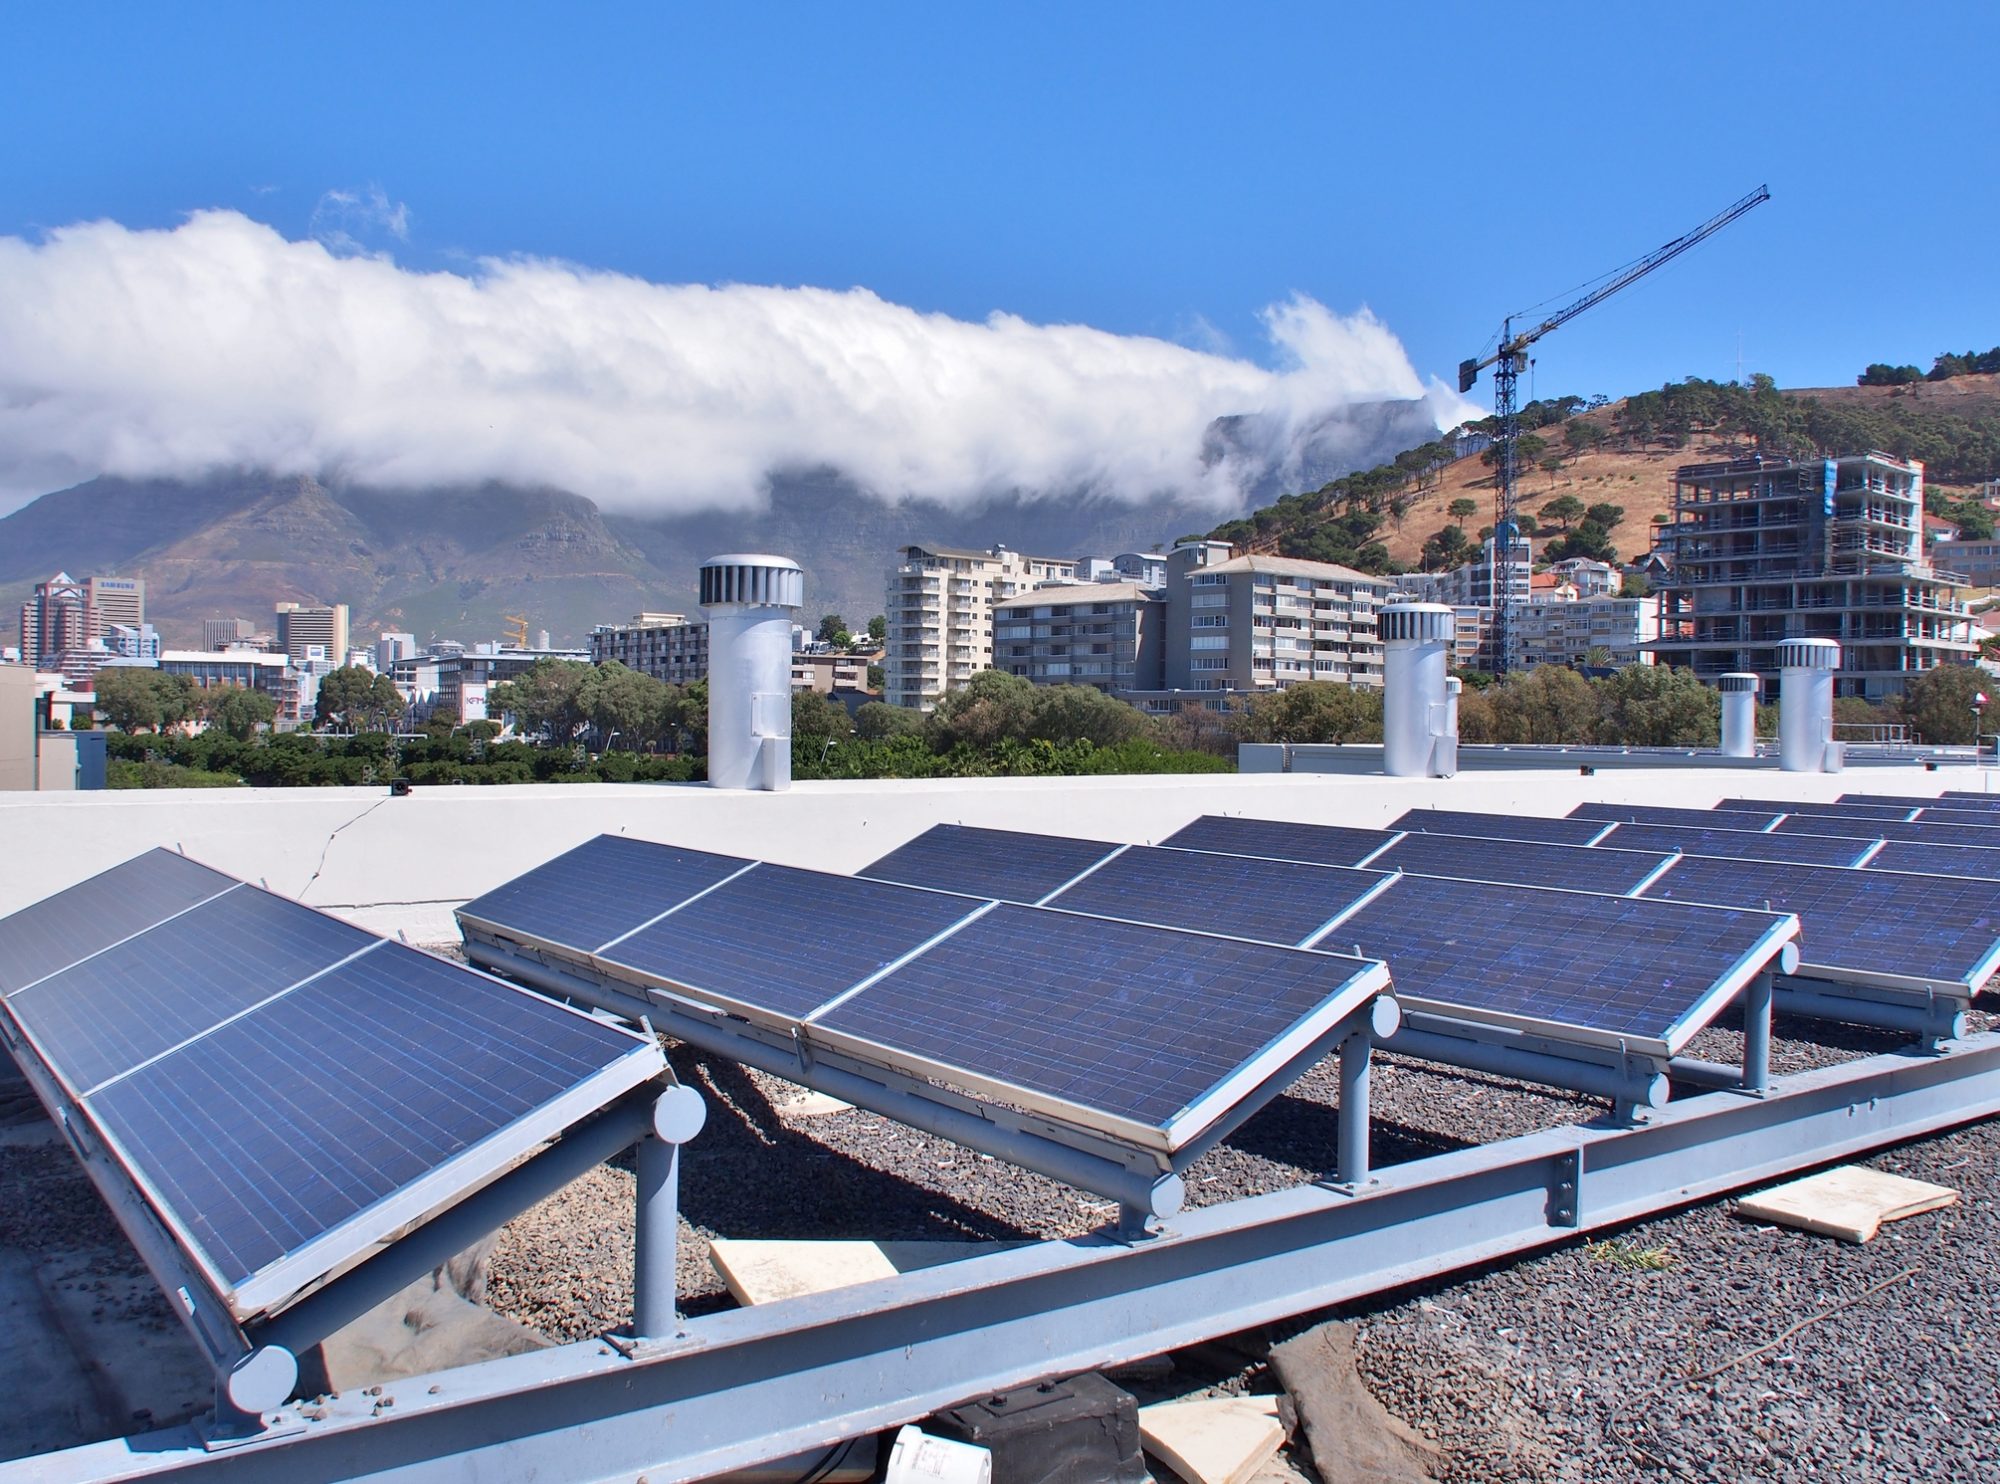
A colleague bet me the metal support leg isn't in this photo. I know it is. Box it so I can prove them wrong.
[1742,970,1773,1095]
[633,1085,706,1343]
[1336,1034,1372,1187]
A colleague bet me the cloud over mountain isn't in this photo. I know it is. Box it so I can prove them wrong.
[0,211,1465,515]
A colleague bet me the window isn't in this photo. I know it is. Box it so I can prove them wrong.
[1193,573,1227,587]
[1191,656,1230,670]
[1193,614,1228,628]
[1192,592,1228,609]
[1190,634,1229,651]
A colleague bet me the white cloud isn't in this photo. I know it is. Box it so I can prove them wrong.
[309,186,411,256]
[0,211,1470,515]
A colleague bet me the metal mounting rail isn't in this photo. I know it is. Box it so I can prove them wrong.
[10,1034,1997,1484]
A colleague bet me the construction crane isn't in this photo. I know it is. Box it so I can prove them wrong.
[1459,184,1770,675]
[502,613,531,649]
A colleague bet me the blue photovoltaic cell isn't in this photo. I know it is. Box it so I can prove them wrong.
[1938,791,2000,808]
[7,888,376,1095]
[1390,809,1609,846]
[0,850,235,996]
[86,942,650,1290]
[1773,814,2000,849]
[1047,846,1384,946]
[1334,874,1787,1049]
[1907,806,2000,828]
[1638,856,2000,985]
[601,864,986,1020]
[1865,841,2000,881]
[1592,822,1876,868]
[456,835,751,955]
[1569,802,1783,830]
[1369,832,1669,895]
[858,824,1122,905]
[1716,798,1916,821]
[1845,792,1992,810]
[814,904,1381,1137]
[1157,815,1394,869]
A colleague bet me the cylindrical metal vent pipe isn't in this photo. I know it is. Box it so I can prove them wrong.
[1718,672,1759,758]
[1380,603,1453,778]
[1776,638,1841,774]
[699,554,805,790]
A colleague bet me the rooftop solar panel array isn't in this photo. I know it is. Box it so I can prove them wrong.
[1156,815,1393,868]
[0,851,664,1318]
[459,833,1393,1156]
[1569,802,1784,831]
[1865,841,2000,880]
[1636,856,2000,989]
[456,834,752,954]
[1844,792,1994,810]
[1938,791,2000,806]
[1055,846,1385,947]
[857,823,1123,904]
[1772,814,2000,849]
[1389,809,1611,846]
[1716,797,1917,821]
[1591,821,1876,867]
[1366,831,1671,894]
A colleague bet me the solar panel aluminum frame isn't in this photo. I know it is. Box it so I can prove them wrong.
[799,941,1396,1158]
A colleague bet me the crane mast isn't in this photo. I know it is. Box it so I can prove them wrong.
[1460,184,1769,675]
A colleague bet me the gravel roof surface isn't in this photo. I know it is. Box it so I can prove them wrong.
[481,1002,1997,1481]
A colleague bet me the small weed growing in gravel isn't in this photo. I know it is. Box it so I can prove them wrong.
[1586,1239,1675,1272]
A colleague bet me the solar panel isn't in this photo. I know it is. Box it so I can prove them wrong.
[1047,846,1386,946]
[1368,831,1670,894]
[1638,856,2000,988]
[1938,791,2000,806]
[857,824,1123,904]
[1390,809,1610,846]
[1569,802,1783,830]
[1716,797,1916,821]
[0,849,236,996]
[6,887,377,1096]
[1773,814,2000,849]
[1330,874,1791,1054]
[456,834,753,956]
[1865,841,2000,881]
[1907,805,2000,828]
[1845,792,1992,810]
[84,941,658,1306]
[1591,821,1876,867]
[1156,815,1394,868]
[809,904,1387,1150]
[598,864,988,1023]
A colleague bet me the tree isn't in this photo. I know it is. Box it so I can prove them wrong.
[1447,498,1479,523]
[866,663,885,691]
[1596,664,1718,747]
[926,669,1039,751]
[1584,502,1626,531]
[1620,572,1651,599]
[1564,419,1607,455]
[489,659,591,740]
[1539,456,1564,488]
[1420,525,1473,571]
[866,615,886,642]
[1538,495,1586,531]
[1900,663,1989,744]
[578,661,670,749]
[791,689,850,746]
[94,668,197,733]
[854,701,922,741]
[816,614,847,645]
[1233,682,1383,745]
[1858,363,1924,387]
[314,666,405,730]
[1027,685,1152,748]
[1480,667,1600,744]
[203,685,276,741]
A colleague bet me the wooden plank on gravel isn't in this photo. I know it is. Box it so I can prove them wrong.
[1737,1166,1958,1243]
[1138,1395,1286,1484]
[709,1238,1019,1306]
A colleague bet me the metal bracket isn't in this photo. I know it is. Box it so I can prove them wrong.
[1546,1150,1582,1228]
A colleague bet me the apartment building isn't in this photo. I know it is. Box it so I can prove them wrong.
[1652,451,1976,698]
[1514,596,1657,670]
[884,544,1081,709]
[1151,541,1389,700]
[790,651,875,695]
[203,618,256,649]
[274,603,351,667]
[589,613,710,685]
[992,583,1164,693]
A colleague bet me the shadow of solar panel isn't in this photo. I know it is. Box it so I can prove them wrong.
[1593,822,1875,867]
[1866,841,2000,881]
[1638,856,2000,986]
[1569,802,1782,830]
[0,849,235,997]
[1370,833,1669,894]
[1333,875,1788,1052]
[1157,816,1392,868]
[1717,797,1915,821]
[1390,809,1608,845]
[811,904,1385,1147]
[85,942,655,1299]
[1773,814,2000,849]
[1047,846,1384,946]
[457,834,752,955]
[600,865,988,1022]
[7,888,376,1096]
[857,824,1121,904]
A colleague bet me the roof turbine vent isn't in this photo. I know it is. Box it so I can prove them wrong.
[698,554,805,791]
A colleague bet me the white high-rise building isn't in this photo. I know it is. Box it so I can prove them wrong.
[883,544,1082,709]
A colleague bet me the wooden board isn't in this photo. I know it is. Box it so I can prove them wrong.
[1737,1165,1957,1243]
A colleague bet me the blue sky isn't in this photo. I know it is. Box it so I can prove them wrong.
[0,4,1993,511]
